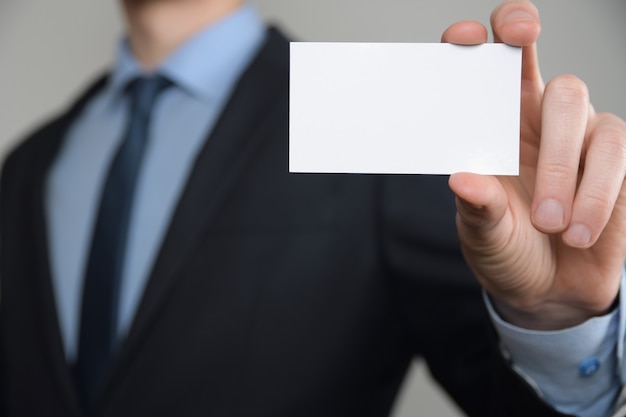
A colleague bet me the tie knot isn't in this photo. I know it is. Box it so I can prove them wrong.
[128,75,171,116]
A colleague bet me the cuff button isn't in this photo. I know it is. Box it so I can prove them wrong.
[579,357,601,377]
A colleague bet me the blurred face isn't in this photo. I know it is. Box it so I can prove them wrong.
[119,0,245,67]
[122,0,243,7]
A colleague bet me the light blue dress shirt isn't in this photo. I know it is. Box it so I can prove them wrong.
[44,4,624,416]
[46,5,265,361]
[486,275,626,417]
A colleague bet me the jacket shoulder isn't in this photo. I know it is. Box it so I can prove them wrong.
[1,74,109,182]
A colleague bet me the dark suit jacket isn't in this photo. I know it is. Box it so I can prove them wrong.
[0,28,572,417]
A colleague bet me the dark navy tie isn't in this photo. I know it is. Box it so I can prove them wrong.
[76,75,170,410]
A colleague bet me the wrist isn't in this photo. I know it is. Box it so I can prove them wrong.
[491,296,618,331]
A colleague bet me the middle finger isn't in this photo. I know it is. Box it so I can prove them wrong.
[531,74,590,234]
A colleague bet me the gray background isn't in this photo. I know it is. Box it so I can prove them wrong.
[1,1,625,415]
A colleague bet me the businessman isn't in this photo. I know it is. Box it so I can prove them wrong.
[2,0,626,416]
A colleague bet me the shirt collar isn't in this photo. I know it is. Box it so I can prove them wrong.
[107,4,265,105]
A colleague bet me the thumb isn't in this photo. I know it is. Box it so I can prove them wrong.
[448,173,512,255]
[490,0,544,92]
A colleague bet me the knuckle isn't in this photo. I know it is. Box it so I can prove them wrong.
[594,112,626,132]
[580,186,614,213]
[600,128,626,158]
[545,74,589,106]
[591,121,626,166]
[543,162,578,183]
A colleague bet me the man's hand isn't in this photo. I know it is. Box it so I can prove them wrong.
[444,0,626,330]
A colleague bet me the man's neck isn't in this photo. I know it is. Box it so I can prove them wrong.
[121,0,244,70]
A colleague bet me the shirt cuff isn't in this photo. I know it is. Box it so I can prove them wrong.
[484,270,626,417]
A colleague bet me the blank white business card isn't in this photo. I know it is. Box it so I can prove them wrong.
[289,42,521,175]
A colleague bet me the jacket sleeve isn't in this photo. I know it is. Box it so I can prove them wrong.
[380,174,575,417]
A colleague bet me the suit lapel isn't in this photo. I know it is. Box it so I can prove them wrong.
[102,28,290,397]
[25,76,109,417]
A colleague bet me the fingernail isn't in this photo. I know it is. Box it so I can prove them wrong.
[566,224,591,247]
[503,10,535,24]
[534,199,564,229]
